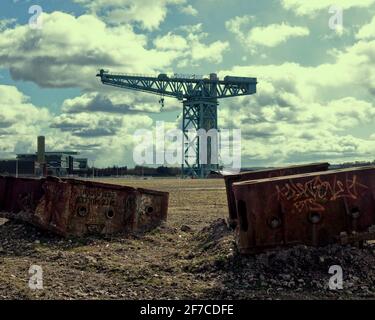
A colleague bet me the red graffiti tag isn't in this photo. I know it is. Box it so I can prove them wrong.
[276,175,369,213]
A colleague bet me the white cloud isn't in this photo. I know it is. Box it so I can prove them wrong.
[180,4,198,16]
[154,32,189,51]
[218,36,375,164]
[48,109,181,167]
[247,23,310,47]
[226,18,309,49]
[225,15,254,38]
[0,12,228,90]
[61,91,180,114]
[281,0,375,16]
[190,39,229,63]
[1,3,375,167]
[0,10,230,166]
[74,0,186,30]
[0,85,52,157]
[0,18,16,31]
[178,23,203,33]
[0,11,180,89]
[154,26,230,64]
[356,16,375,39]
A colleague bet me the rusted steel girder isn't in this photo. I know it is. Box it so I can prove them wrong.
[232,166,375,254]
[224,162,330,226]
[0,176,168,237]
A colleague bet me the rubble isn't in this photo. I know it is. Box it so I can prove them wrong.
[1,211,375,299]
[193,219,375,299]
[1,169,375,299]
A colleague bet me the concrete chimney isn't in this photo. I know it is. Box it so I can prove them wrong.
[37,136,45,164]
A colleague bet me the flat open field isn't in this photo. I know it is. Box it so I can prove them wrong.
[1,178,375,300]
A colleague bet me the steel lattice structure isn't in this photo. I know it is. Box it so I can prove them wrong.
[97,70,257,178]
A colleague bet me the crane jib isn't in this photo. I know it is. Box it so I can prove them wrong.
[97,71,257,100]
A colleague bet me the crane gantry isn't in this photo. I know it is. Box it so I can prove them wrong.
[97,70,257,178]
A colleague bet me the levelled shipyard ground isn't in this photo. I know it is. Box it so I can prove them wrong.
[0,178,375,299]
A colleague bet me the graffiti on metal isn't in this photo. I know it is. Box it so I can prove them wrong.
[223,162,330,225]
[232,166,375,253]
[75,191,117,207]
[276,175,369,213]
[0,176,169,237]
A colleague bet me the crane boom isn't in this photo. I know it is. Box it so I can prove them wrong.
[96,69,257,100]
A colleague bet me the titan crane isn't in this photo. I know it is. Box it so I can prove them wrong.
[96,70,257,178]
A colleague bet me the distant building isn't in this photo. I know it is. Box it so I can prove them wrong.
[15,152,87,176]
[75,158,88,171]
[0,159,35,176]
[0,136,88,177]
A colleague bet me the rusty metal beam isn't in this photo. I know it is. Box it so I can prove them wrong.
[0,176,168,237]
[232,166,375,254]
[223,162,330,226]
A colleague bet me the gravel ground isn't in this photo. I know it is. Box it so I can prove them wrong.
[0,178,374,300]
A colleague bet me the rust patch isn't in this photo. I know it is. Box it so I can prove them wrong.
[223,162,330,226]
[232,166,375,254]
[0,176,168,237]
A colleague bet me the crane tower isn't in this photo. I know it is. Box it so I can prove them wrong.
[97,70,257,178]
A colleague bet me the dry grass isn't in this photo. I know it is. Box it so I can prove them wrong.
[0,178,232,299]
[1,178,375,300]
[97,178,228,230]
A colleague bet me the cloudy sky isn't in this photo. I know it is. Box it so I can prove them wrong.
[0,0,374,168]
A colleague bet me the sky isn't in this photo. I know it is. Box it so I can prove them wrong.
[0,0,374,168]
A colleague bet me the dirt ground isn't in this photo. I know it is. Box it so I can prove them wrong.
[1,178,375,300]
